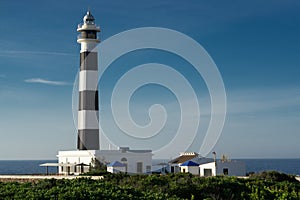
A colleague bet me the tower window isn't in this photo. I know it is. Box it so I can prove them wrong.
[81,31,96,39]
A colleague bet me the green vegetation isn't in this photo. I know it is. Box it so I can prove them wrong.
[0,171,299,199]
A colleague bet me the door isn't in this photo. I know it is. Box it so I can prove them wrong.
[137,162,143,173]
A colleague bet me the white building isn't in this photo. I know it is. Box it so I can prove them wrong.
[216,160,246,176]
[199,162,217,177]
[107,161,126,173]
[168,152,213,173]
[57,147,152,175]
[180,160,199,175]
[199,160,246,177]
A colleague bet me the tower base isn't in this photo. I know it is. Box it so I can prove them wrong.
[57,147,152,175]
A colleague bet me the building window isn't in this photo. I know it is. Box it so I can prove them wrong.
[121,158,128,172]
[137,162,143,173]
[146,165,151,173]
[204,168,212,177]
[223,168,229,175]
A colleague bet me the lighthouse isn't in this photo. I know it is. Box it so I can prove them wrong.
[55,11,152,175]
[76,11,100,150]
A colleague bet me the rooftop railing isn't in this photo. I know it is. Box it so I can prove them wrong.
[77,23,100,30]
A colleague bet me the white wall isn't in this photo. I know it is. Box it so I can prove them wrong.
[216,161,246,176]
[57,150,95,174]
[57,149,152,174]
[180,166,199,175]
[199,162,216,177]
[107,166,126,173]
[95,150,152,174]
[170,165,181,173]
[199,161,246,177]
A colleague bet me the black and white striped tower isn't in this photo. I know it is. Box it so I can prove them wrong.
[77,11,100,150]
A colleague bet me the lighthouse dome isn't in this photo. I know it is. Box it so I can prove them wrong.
[83,11,95,25]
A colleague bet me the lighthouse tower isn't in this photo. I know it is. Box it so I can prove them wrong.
[55,11,152,175]
[77,11,100,150]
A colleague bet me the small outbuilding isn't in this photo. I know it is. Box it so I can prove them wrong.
[199,160,246,177]
[199,162,216,177]
[216,160,246,176]
[107,161,126,174]
[180,160,199,175]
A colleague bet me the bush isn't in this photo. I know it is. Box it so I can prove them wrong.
[0,172,299,199]
[250,171,297,182]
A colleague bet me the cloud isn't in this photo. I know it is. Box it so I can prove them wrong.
[24,78,71,86]
[227,87,300,114]
[0,50,75,57]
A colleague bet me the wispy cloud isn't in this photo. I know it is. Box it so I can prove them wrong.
[25,78,71,86]
[0,50,75,57]
[227,87,300,114]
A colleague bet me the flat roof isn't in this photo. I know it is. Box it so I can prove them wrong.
[40,163,76,167]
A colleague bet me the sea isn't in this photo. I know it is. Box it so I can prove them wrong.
[0,159,299,175]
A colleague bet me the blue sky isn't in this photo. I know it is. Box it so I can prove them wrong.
[0,0,299,159]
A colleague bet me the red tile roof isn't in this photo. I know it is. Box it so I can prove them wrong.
[169,154,198,164]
